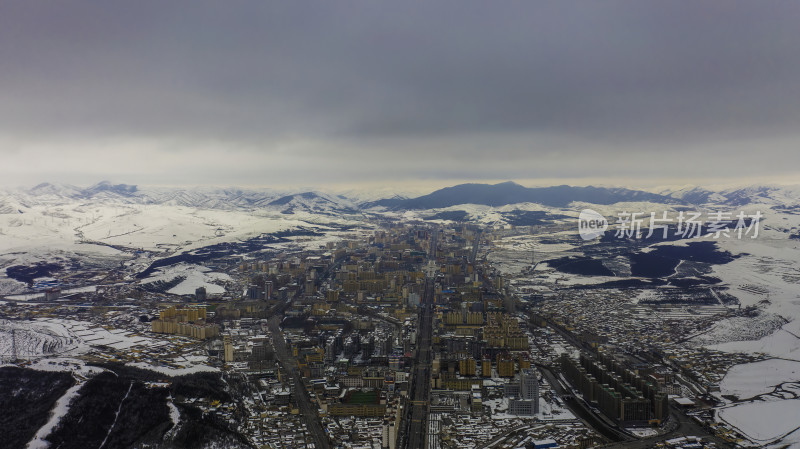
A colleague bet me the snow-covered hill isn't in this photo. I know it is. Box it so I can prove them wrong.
[266,191,360,215]
[3,181,800,261]
[0,181,375,218]
[6,180,800,215]
[659,184,800,207]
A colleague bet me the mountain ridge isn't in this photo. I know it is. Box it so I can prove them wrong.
[3,181,799,215]
[368,181,680,209]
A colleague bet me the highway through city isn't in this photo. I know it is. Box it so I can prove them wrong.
[400,229,438,449]
[268,316,331,449]
[470,228,482,264]
[403,279,434,449]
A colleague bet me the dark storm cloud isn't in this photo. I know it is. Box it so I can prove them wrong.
[1,1,799,186]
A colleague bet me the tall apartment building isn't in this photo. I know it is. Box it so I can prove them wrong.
[151,306,218,339]
[223,335,234,363]
[458,357,477,376]
[560,353,668,424]
[507,368,539,416]
[520,368,539,401]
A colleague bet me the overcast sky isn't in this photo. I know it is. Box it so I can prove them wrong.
[1,1,799,189]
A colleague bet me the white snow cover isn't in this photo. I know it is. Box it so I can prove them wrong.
[18,359,107,449]
[141,263,231,296]
[126,361,218,375]
[167,394,180,428]
[0,319,82,359]
[0,202,322,253]
[720,358,800,399]
[710,319,800,361]
[25,380,85,449]
[0,318,211,367]
[718,399,800,445]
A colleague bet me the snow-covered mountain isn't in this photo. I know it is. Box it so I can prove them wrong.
[4,181,800,218]
[19,182,285,209]
[8,182,365,215]
[266,192,360,215]
[659,184,800,207]
[369,181,681,209]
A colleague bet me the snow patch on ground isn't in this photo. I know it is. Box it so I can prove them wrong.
[626,427,660,437]
[17,359,105,449]
[26,379,85,449]
[165,394,181,439]
[711,323,800,361]
[694,314,787,347]
[141,263,231,296]
[126,361,218,376]
[720,359,800,399]
[718,399,800,444]
[1,317,180,363]
[0,319,82,360]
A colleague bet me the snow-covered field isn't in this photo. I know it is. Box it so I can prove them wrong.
[0,317,159,360]
[718,399,800,446]
[398,202,566,226]
[126,361,218,375]
[710,319,800,361]
[0,242,126,296]
[1,319,218,383]
[705,216,800,362]
[693,314,788,347]
[0,193,360,300]
[719,358,800,400]
[712,356,800,446]
[0,318,208,366]
[0,319,82,360]
[0,202,329,255]
[141,263,232,296]
[490,232,580,254]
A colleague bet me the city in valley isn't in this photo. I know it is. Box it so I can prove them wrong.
[2,182,800,449]
[2,3,800,449]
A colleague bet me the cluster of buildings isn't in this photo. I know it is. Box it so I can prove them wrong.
[219,224,586,447]
[219,221,757,448]
[560,352,669,425]
[10,219,747,448]
[150,305,220,339]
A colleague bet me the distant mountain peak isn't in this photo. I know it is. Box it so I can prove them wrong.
[368,182,679,210]
[496,180,521,186]
[83,181,138,196]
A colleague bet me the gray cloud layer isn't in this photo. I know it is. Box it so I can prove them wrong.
[1,1,799,187]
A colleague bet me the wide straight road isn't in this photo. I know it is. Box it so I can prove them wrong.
[268,316,331,449]
[470,228,482,264]
[403,278,435,449]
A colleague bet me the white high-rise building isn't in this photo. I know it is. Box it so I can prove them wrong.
[509,368,539,416]
[520,368,539,401]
